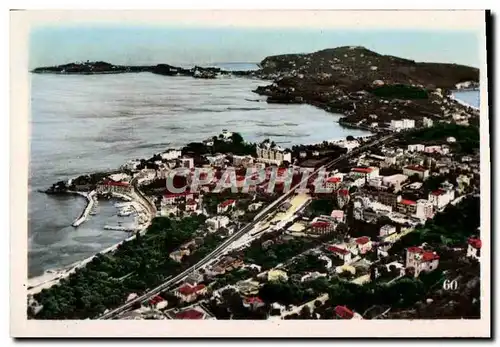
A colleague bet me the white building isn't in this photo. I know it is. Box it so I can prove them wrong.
[382,174,408,192]
[256,140,292,165]
[415,199,434,220]
[406,247,440,277]
[350,167,379,180]
[407,144,425,152]
[327,245,352,264]
[424,145,442,154]
[428,187,455,210]
[161,149,182,161]
[403,165,429,180]
[391,119,415,131]
[206,215,230,231]
[379,224,396,238]
[423,117,434,128]
[355,236,372,254]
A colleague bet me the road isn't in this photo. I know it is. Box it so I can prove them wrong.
[99,133,396,319]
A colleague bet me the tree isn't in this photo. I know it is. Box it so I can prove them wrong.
[346,135,355,141]
[231,132,244,144]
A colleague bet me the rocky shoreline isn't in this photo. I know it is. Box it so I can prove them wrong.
[32,61,256,78]
[252,46,480,128]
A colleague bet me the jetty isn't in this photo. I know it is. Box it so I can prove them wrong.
[72,190,97,227]
[104,225,137,232]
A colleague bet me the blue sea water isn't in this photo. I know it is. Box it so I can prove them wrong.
[28,64,371,278]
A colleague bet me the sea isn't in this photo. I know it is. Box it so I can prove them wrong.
[29,63,375,279]
[28,64,481,279]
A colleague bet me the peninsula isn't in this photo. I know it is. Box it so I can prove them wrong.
[32,46,479,129]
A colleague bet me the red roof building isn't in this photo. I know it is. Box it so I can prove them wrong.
[327,177,341,183]
[219,199,236,208]
[351,167,373,174]
[174,309,205,320]
[355,236,370,245]
[101,180,130,187]
[178,284,206,296]
[327,245,351,255]
[422,252,440,262]
[431,189,446,196]
[400,199,416,206]
[337,189,349,196]
[334,305,354,319]
[468,238,482,249]
[404,165,427,172]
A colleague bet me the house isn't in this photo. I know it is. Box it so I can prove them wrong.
[233,155,254,167]
[310,221,335,235]
[236,280,261,296]
[379,224,397,238]
[334,305,363,319]
[415,199,434,220]
[300,271,327,282]
[391,119,415,131]
[423,117,434,128]
[407,144,425,152]
[403,165,429,180]
[217,199,236,214]
[169,249,190,262]
[325,176,342,189]
[467,238,481,260]
[268,269,288,282]
[185,271,204,286]
[350,167,380,180]
[173,306,213,320]
[179,157,195,169]
[242,297,265,311]
[175,283,207,303]
[162,191,195,205]
[96,180,132,195]
[382,174,408,192]
[161,149,182,161]
[428,188,455,210]
[336,189,350,209]
[406,247,440,277]
[256,139,292,165]
[424,145,442,154]
[330,210,345,223]
[397,199,417,215]
[206,215,230,231]
[355,236,372,254]
[185,199,198,212]
[327,245,351,264]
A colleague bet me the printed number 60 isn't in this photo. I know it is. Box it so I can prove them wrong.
[443,279,458,291]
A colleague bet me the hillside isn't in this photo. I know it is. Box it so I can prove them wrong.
[255,46,479,127]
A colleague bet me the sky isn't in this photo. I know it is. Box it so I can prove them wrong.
[29,25,480,69]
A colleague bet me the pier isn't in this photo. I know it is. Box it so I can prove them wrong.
[72,190,97,227]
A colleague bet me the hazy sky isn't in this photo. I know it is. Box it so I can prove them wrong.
[29,25,480,69]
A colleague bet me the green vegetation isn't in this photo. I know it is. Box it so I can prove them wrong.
[403,123,480,154]
[371,84,428,99]
[31,215,211,320]
[244,237,316,270]
[182,132,256,157]
[389,196,479,255]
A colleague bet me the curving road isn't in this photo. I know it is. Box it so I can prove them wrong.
[99,133,396,319]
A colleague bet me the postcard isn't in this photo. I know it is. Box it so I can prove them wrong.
[10,9,490,337]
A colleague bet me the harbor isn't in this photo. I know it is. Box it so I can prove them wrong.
[71,190,97,227]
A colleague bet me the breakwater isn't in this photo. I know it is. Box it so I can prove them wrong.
[72,190,97,227]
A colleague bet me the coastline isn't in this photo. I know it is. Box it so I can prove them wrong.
[450,91,480,111]
[27,188,156,295]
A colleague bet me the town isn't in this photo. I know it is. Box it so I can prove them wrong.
[28,99,481,321]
